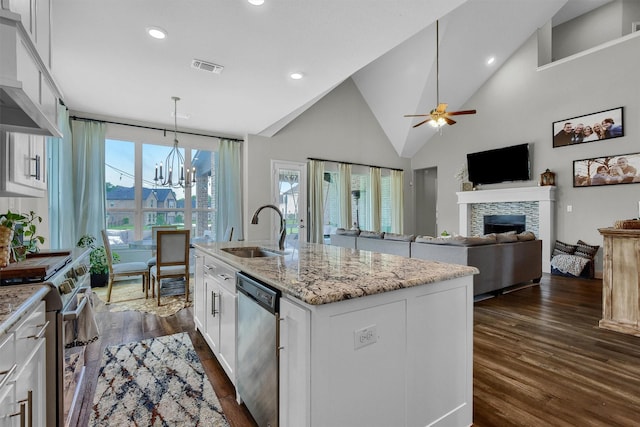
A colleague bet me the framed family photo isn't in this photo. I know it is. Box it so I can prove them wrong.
[553,107,624,148]
[573,152,640,187]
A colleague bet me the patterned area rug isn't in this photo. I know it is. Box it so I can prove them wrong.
[92,279,193,317]
[88,333,229,427]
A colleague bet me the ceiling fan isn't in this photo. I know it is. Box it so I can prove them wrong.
[404,20,476,128]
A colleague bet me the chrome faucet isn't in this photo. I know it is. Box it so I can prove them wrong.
[251,204,286,251]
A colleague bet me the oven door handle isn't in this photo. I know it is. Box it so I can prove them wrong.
[62,293,89,321]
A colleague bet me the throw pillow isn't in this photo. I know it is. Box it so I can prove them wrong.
[553,240,578,255]
[575,239,599,260]
[383,233,416,242]
[359,230,384,239]
[336,228,360,236]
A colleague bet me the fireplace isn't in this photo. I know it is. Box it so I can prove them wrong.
[484,215,526,234]
[457,186,556,273]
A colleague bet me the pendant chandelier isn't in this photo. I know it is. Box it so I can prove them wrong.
[154,96,195,188]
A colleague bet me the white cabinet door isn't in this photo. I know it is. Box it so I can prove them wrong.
[217,282,236,384]
[203,276,220,354]
[0,131,47,197]
[14,339,46,427]
[279,297,310,427]
[193,252,206,332]
[0,382,18,427]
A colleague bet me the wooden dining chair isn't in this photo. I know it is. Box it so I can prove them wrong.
[146,225,178,278]
[150,229,190,306]
[101,229,150,302]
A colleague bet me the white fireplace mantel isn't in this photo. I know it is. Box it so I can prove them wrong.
[457,186,556,273]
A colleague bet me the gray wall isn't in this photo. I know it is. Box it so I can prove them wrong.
[245,78,413,240]
[411,29,640,269]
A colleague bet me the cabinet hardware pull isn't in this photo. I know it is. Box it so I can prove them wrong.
[10,402,26,427]
[17,390,32,427]
[0,363,17,389]
[211,291,219,317]
[27,320,49,339]
[204,264,216,271]
[30,155,41,181]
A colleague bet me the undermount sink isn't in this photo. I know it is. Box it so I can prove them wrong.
[221,246,283,258]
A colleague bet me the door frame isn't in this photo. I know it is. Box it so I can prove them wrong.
[272,160,307,244]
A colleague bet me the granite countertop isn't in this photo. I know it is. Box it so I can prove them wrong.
[194,241,478,305]
[0,284,50,336]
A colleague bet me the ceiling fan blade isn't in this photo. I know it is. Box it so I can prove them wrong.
[404,114,429,117]
[435,103,448,113]
[413,118,433,128]
[447,109,477,116]
[444,117,456,125]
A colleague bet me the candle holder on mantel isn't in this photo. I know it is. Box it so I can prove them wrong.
[540,169,555,186]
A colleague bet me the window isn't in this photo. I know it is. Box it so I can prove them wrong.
[105,135,218,246]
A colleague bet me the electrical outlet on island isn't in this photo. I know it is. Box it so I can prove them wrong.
[354,325,378,350]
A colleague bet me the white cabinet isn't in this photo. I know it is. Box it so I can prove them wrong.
[278,276,473,427]
[0,300,47,427]
[278,297,310,427]
[0,2,61,137]
[193,250,238,385]
[0,130,47,197]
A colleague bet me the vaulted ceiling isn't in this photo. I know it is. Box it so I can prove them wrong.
[52,0,610,158]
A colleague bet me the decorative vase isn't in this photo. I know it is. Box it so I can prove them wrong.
[0,225,14,268]
[91,273,109,287]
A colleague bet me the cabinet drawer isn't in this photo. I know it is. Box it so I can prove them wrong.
[14,300,46,368]
[203,256,237,294]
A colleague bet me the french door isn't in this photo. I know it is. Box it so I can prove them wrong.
[272,161,307,245]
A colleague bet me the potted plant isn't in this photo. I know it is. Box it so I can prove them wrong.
[77,234,119,287]
[0,210,45,265]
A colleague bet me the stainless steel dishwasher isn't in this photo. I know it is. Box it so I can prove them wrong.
[236,272,280,427]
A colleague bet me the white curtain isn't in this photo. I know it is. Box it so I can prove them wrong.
[338,163,352,229]
[308,160,325,243]
[71,119,106,241]
[370,167,381,232]
[47,104,77,249]
[391,170,404,233]
[215,139,243,241]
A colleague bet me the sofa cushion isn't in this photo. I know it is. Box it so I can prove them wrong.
[359,230,384,239]
[494,231,518,243]
[415,235,496,246]
[383,233,416,242]
[517,231,536,241]
[336,228,360,236]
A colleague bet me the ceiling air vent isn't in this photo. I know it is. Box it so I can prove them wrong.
[191,59,224,74]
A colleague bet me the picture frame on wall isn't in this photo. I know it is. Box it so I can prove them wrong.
[553,107,624,148]
[573,152,640,187]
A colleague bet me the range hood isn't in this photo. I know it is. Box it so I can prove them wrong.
[0,10,62,137]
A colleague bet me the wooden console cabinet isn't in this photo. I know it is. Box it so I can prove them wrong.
[598,228,640,336]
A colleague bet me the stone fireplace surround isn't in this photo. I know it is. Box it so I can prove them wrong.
[457,186,556,273]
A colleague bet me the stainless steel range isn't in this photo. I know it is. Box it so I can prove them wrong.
[1,248,92,427]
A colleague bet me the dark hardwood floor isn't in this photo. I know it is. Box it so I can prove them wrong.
[73,274,640,427]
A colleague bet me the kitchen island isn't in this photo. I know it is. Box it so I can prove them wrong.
[194,241,478,427]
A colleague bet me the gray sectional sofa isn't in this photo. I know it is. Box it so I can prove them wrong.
[330,231,542,297]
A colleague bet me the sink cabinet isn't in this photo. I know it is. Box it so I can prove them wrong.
[0,130,47,197]
[194,250,238,385]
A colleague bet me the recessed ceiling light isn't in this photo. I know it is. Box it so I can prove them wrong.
[290,72,304,80]
[147,26,167,39]
[486,56,495,65]
[248,0,264,5]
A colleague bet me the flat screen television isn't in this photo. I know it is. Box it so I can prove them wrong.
[466,143,530,185]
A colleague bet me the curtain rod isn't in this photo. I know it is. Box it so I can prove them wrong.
[307,157,404,172]
[69,115,243,142]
